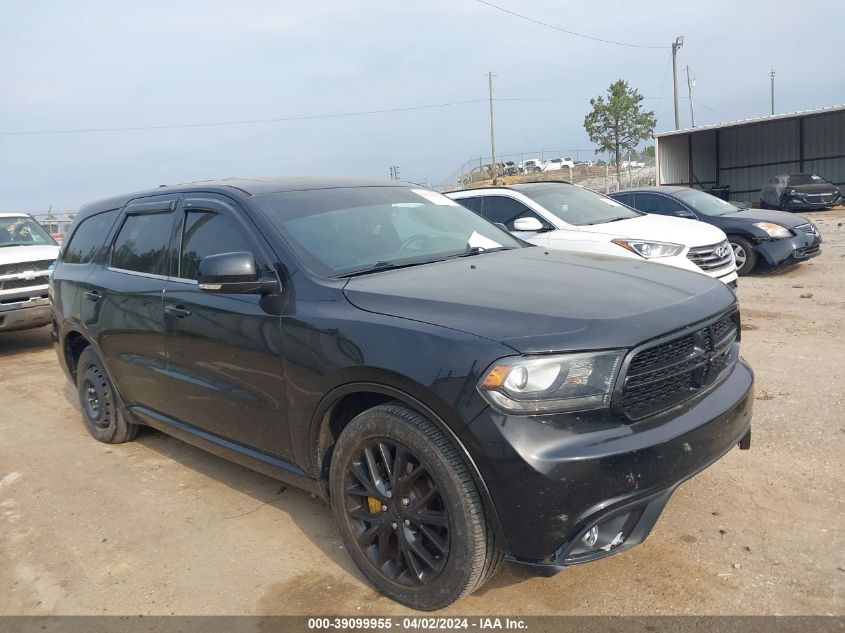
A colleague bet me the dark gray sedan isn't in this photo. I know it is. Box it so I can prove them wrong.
[760,173,841,211]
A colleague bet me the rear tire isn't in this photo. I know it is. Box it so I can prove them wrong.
[76,347,137,444]
[329,403,502,610]
[729,236,757,276]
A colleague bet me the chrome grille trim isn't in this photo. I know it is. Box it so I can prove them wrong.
[687,240,733,271]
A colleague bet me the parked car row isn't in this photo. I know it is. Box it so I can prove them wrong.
[610,187,822,276]
[516,157,575,173]
[49,176,755,610]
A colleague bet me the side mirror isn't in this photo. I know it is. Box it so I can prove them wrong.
[197,252,277,295]
[512,217,547,232]
[675,209,696,219]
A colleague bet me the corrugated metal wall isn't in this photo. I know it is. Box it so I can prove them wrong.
[657,109,845,204]
[803,111,845,190]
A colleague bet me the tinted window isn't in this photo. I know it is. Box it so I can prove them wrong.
[179,211,253,280]
[62,210,119,264]
[252,187,521,277]
[633,193,688,216]
[482,196,539,230]
[674,189,738,216]
[787,173,825,186]
[612,193,634,207]
[456,197,483,215]
[519,184,640,226]
[111,213,174,275]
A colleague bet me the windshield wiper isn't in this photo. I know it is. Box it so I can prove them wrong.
[336,259,443,278]
[458,245,514,257]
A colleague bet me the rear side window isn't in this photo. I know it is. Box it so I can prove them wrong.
[179,211,253,280]
[62,210,119,264]
[456,197,483,215]
[111,213,174,276]
[612,193,633,207]
[633,193,686,215]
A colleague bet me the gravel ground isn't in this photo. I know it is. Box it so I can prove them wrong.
[1,208,843,616]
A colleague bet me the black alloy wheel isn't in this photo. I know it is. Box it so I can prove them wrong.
[343,438,449,586]
[329,403,503,610]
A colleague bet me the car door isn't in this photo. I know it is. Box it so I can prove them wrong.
[161,193,291,458]
[481,195,552,245]
[83,195,179,412]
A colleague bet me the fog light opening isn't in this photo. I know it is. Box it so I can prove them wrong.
[582,526,598,548]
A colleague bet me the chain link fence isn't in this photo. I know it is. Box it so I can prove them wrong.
[435,152,655,195]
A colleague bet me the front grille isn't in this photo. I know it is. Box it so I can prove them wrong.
[799,193,837,204]
[0,277,49,291]
[795,244,821,258]
[687,240,733,271]
[0,259,54,276]
[620,312,739,420]
[794,222,819,237]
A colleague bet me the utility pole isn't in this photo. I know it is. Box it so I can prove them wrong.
[488,71,497,184]
[770,68,775,115]
[671,36,684,130]
[685,65,696,128]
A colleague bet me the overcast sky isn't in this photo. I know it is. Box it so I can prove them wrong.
[2,0,843,212]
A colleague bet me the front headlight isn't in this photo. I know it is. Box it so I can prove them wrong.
[753,222,792,239]
[478,351,624,414]
[611,239,684,259]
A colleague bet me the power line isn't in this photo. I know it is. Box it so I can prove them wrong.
[473,0,669,49]
[0,99,486,137]
[1,96,662,137]
[691,97,729,122]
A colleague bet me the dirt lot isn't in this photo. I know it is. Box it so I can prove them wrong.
[1,209,843,616]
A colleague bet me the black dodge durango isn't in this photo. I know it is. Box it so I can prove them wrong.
[51,177,753,610]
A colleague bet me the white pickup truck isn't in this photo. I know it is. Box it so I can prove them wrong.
[0,213,60,332]
[541,157,575,172]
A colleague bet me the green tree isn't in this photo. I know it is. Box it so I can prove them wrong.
[584,80,656,186]
[643,144,656,158]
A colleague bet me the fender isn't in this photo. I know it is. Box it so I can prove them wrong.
[308,380,507,547]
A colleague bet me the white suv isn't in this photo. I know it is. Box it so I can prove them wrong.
[446,183,738,286]
[0,213,60,332]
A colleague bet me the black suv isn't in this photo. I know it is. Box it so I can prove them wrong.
[51,177,753,610]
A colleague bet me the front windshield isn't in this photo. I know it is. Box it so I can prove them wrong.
[787,174,825,186]
[253,186,522,277]
[0,216,57,247]
[674,188,739,216]
[518,184,641,226]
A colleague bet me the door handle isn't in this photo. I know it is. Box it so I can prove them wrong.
[165,304,192,318]
[83,290,101,302]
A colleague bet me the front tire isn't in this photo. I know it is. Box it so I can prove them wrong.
[76,347,137,444]
[329,403,502,610]
[730,236,757,276]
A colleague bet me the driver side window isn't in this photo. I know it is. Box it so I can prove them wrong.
[482,196,544,230]
[179,210,254,280]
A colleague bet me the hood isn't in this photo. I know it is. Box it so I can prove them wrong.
[572,213,727,248]
[789,183,839,194]
[720,209,810,229]
[0,244,60,266]
[343,247,735,354]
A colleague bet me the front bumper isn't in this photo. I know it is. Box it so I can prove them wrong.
[0,295,52,332]
[460,356,754,570]
[785,194,840,210]
[755,233,822,268]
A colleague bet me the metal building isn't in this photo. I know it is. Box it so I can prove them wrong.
[654,104,845,204]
